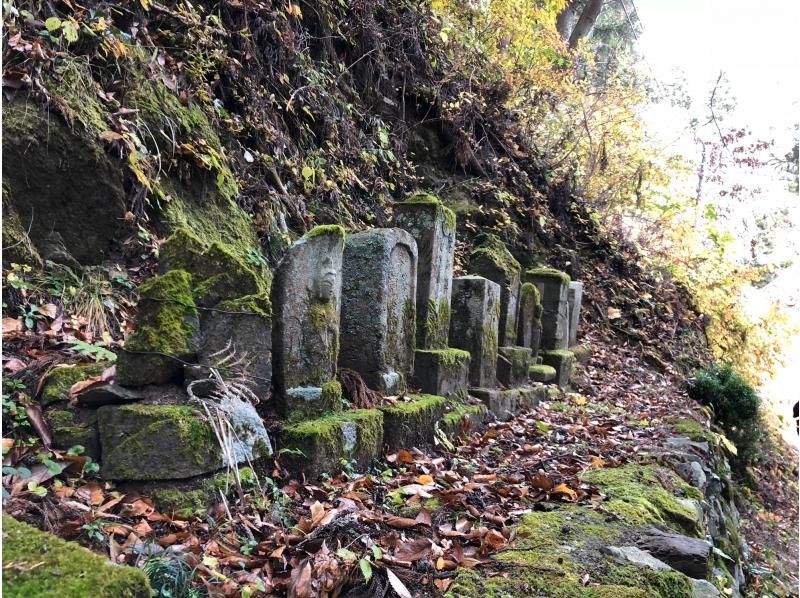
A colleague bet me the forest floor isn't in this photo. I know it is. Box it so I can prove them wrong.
[3,287,797,597]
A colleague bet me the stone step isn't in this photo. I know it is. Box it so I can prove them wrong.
[539,349,576,388]
[379,394,447,450]
[469,385,548,421]
[440,403,488,438]
[278,409,384,479]
[529,364,556,383]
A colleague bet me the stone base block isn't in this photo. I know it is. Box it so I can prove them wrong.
[98,401,271,481]
[283,380,343,421]
[46,408,100,460]
[379,394,447,449]
[278,409,383,479]
[440,403,488,437]
[539,350,575,388]
[529,364,556,383]
[470,386,545,421]
[412,349,470,397]
[497,346,531,387]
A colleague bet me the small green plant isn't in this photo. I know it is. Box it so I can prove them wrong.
[141,554,203,598]
[2,378,31,437]
[687,363,763,469]
[63,339,117,362]
[81,521,106,544]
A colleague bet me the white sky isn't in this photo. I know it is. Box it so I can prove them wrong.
[635,0,799,144]
[633,1,799,436]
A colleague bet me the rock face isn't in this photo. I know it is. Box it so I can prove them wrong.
[340,228,418,393]
[567,281,583,347]
[449,276,501,388]
[392,194,456,349]
[635,527,713,580]
[468,236,521,347]
[524,268,570,350]
[272,226,346,419]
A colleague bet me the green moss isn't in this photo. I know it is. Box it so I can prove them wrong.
[520,282,541,305]
[381,394,446,416]
[304,224,346,241]
[322,380,343,406]
[217,294,272,318]
[530,364,557,381]
[2,515,151,597]
[158,226,206,273]
[541,349,575,359]
[424,297,452,349]
[118,270,199,386]
[580,464,703,535]
[149,467,258,517]
[665,417,710,442]
[416,348,471,368]
[447,505,696,598]
[39,363,108,406]
[310,301,335,331]
[526,267,571,286]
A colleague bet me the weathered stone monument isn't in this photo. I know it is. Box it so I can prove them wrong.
[517,282,543,357]
[393,194,470,397]
[568,281,583,347]
[392,193,456,349]
[340,228,418,393]
[524,268,570,350]
[468,235,521,347]
[449,276,501,388]
[497,346,532,387]
[272,225,345,419]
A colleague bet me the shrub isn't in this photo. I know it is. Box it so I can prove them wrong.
[687,364,763,469]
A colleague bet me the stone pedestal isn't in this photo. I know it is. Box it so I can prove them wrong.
[524,268,570,350]
[392,194,456,349]
[272,226,345,419]
[412,349,470,398]
[568,281,584,347]
[449,276,501,388]
[340,229,417,393]
[469,236,521,347]
[379,394,447,449]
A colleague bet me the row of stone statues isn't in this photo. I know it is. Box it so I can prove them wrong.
[41,193,583,484]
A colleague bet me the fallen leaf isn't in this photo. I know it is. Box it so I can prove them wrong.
[386,567,412,598]
[552,482,577,500]
[607,307,622,320]
[2,318,23,335]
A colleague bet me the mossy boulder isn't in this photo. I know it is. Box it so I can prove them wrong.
[39,363,109,406]
[98,400,271,481]
[581,464,704,536]
[279,409,383,479]
[117,270,200,387]
[2,514,151,597]
[379,394,447,449]
[446,505,696,598]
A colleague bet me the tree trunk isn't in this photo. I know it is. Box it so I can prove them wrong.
[568,0,605,48]
[556,1,581,41]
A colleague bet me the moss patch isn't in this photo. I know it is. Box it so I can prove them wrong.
[39,363,108,406]
[117,270,199,386]
[580,464,703,535]
[304,224,346,240]
[665,417,710,442]
[530,364,557,382]
[470,234,521,277]
[2,515,151,597]
[424,297,452,350]
[526,267,571,286]
[416,348,471,368]
[149,467,257,518]
[380,394,447,449]
[402,192,456,231]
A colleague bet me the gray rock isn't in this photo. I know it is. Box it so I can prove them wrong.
[413,349,470,398]
[517,282,542,356]
[667,437,710,455]
[691,579,720,598]
[602,545,673,570]
[340,229,418,393]
[392,195,456,349]
[636,526,713,579]
[449,276,501,388]
[272,226,345,419]
[567,281,583,347]
[74,383,145,407]
[523,269,570,350]
[497,346,531,387]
